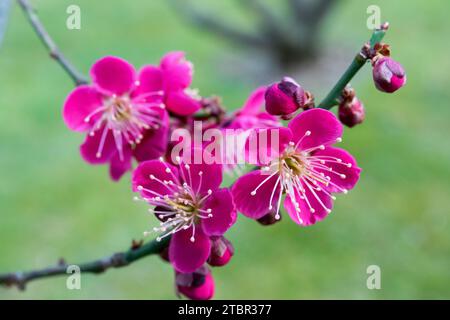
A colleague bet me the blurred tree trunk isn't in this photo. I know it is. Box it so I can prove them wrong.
[169,0,337,69]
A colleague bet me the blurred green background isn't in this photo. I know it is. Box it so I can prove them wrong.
[1,0,449,299]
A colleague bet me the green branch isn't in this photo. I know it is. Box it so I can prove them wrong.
[317,23,388,109]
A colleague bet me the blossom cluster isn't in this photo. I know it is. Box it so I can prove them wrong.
[62,47,405,299]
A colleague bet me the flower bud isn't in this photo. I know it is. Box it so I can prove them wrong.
[208,237,234,267]
[257,210,282,226]
[176,266,214,300]
[372,57,406,93]
[265,77,305,117]
[338,97,365,128]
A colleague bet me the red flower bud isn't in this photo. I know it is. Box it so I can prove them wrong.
[338,97,365,128]
[208,237,234,267]
[265,77,305,117]
[176,266,214,300]
[372,57,406,93]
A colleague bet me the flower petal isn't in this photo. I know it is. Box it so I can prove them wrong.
[79,128,117,164]
[312,146,361,193]
[180,159,223,195]
[169,227,211,273]
[231,170,281,219]
[131,159,179,200]
[62,85,103,132]
[90,56,136,95]
[109,147,132,181]
[165,90,202,116]
[288,108,343,151]
[201,189,236,237]
[239,86,266,116]
[245,127,292,165]
[132,65,163,98]
[133,109,169,162]
[284,184,333,226]
[160,51,193,91]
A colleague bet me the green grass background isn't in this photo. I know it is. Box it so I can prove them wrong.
[0,0,449,299]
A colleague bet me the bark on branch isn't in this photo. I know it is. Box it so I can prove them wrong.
[0,238,169,290]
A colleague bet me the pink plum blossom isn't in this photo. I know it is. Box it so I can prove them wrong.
[232,108,361,226]
[221,87,280,175]
[63,56,170,181]
[226,86,280,130]
[138,51,202,116]
[132,154,236,273]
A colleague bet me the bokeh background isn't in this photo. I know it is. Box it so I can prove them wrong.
[1,0,449,299]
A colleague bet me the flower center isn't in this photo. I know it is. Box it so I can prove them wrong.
[250,131,350,224]
[137,158,214,243]
[84,90,164,161]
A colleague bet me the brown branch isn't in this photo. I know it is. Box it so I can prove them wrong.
[0,237,169,290]
[17,0,88,86]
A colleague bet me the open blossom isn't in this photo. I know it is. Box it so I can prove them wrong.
[139,51,202,116]
[221,87,280,175]
[226,86,280,130]
[232,108,361,226]
[63,56,169,180]
[132,155,236,273]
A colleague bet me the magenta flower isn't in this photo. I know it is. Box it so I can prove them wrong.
[226,86,280,130]
[63,56,170,180]
[221,87,280,175]
[232,108,361,226]
[132,156,236,273]
[138,51,202,116]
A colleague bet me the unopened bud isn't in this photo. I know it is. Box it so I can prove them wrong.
[208,237,234,267]
[338,97,365,128]
[176,265,214,300]
[372,57,406,93]
[265,77,305,118]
